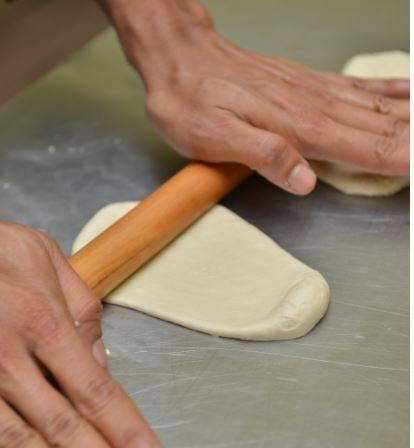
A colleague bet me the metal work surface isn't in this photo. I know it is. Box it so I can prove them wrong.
[0,1,409,446]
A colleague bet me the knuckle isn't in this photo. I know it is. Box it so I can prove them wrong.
[0,422,37,448]
[296,110,332,144]
[351,78,365,89]
[308,111,330,128]
[36,230,58,251]
[281,72,303,87]
[30,307,67,347]
[256,136,291,169]
[374,137,398,166]
[44,409,82,444]
[208,110,235,129]
[186,110,234,160]
[191,110,231,140]
[77,296,102,324]
[373,95,391,115]
[0,357,19,392]
[79,375,118,416]
[189,112,214,142]
[387,118,407,137]
[185,122,209,159]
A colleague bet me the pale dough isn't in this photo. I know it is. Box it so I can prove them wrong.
[72,202,330,340]
[312,51,409,196]
[311,161,409,197]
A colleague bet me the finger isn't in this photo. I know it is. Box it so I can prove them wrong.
[327,81,409,121]
[262,78,409,140]
[192,111,316,195]
[237,55,410,122]
[0,398,47,447]
[299,118,409,175]
[0,350,110,448]
[190,82,316,194]
[38,233,107,368]
[323,99,409,139]
[351,78,410,99]
[321,72,410,99]
[244,80,409,175]
[31,317,162,448]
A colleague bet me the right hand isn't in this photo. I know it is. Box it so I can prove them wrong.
[143,31,410,195]
[0,221,162,447]
[108,0,409,195]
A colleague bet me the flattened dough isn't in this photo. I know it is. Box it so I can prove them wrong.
[72,202,330,340]
[312,51,409,196]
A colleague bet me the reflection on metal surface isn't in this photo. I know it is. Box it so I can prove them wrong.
[0,1,409,446]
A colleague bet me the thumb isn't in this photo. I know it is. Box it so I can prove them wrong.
[196,114,316,195]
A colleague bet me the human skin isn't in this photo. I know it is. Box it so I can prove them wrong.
[0,1,409,447]
[100,0,409,195]
[0,223,161,447]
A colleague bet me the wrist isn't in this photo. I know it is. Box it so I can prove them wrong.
[130,22,218,91]
[100,0,216,90]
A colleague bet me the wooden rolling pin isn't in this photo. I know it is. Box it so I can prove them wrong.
[69,162,250,298]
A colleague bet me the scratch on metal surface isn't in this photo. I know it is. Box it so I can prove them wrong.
[152,419,193,429]
[116,372,188,378]
[290,340,398,353]
[181,437,279,447]
[234,350,409,372]
[274,376,298,382]
[146,347,408,372]
[157,349,219,423]
[335,300,409,317]
[145,350,201,358]
[386,327,410,338]
[306,210,396,223]
[130,377,196,396]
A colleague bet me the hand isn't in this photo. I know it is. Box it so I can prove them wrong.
[107,0,409,195]
[0,222,161,447]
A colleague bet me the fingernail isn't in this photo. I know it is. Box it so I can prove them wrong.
[92,339,108,369]
[287,164,316,194]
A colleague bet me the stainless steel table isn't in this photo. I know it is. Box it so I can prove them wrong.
[0,1,409,446]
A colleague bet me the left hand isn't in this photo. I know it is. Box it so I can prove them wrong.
[0,222,161,447]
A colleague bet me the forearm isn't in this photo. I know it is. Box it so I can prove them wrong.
[98,0,214,87]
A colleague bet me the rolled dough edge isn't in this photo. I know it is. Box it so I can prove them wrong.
[74,202,330,341]
[105,271,329,341]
